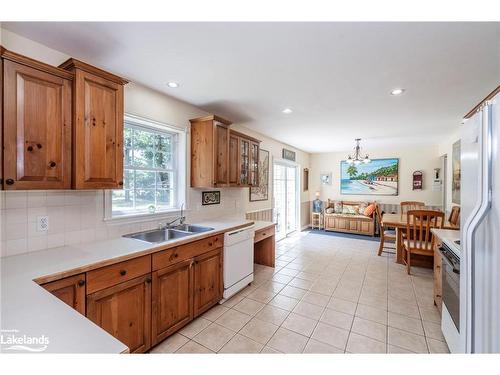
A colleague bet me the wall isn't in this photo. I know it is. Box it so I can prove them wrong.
[309,144,443,208]
[437,127,462,214]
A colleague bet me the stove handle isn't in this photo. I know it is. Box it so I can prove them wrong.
[438,246,460,274]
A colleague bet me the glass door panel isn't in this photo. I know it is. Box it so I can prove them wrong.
[240,139,250,185]
[273,162,298,241]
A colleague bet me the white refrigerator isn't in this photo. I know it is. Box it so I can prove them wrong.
[460,91,500,353]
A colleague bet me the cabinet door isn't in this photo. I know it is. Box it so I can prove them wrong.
[193,249,222,317]
[250,141,259,186]
[41,274,86,315]
[3,60,72,189]
[87,275,151,353]
[152,260,194,345]
[239,138,250,186]
[228,134,240,185]
[434,243,443,313]
[213,121,229,186]
[73,70,124,189]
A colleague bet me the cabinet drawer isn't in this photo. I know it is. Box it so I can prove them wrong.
[153,235,223,271]
[87,255,151,294]
[254,226,275,242]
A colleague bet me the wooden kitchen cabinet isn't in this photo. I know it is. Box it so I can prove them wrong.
[59,58,127,189]
[193,248,223,317]
[434,239,443,314]
[151,259,194,345]
[190,115,231,188]
[41,274,86,315]
[87,274,152,353]
[227,130,261,187]
[2,49,73,189]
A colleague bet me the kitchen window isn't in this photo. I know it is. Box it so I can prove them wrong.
[105,114,186,220]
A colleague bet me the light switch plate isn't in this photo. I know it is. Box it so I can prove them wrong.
[37,216,49,232]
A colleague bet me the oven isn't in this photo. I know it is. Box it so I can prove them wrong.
[439,242,461,351]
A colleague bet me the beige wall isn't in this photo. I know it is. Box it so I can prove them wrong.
[309,145,443,207]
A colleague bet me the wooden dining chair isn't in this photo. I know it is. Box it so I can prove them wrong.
[448,206,461,227]
[400,201,425,215]
[402,210,444,274]
[375,204,396,256]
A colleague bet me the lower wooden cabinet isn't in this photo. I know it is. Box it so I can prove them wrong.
[193,248,223,317]
[151,259,194,345]
[433,240,443,314]
[87,274,152,353]
[41,274,86,315]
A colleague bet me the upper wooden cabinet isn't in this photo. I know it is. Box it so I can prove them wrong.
[228,130,261,188]
[1,48,73,189]
[59,58,128,189]
[190,114,261,188]
[190,115,231,188]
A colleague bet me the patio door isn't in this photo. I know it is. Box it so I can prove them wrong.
[273,161,298,241]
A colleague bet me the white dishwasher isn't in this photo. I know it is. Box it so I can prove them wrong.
[222,225,255,301]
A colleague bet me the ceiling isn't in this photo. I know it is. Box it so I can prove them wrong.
[4,22,499,153]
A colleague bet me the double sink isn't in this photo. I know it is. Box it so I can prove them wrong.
[123,224,214,244]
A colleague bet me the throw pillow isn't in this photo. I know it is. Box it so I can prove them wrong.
[325,207,334,214]
[334,201,343,213]
[342,205,358,215]
[327,199,335,209]
[358,202,368,215]
[364,203,376,217]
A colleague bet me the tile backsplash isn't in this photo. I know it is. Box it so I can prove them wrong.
[0,188,245,258]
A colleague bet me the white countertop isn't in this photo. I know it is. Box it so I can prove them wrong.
[252,220,276,232]
[432,228,461,256]
[0,217,253,353]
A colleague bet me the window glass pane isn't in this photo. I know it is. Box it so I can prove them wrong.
[112,119,178,218]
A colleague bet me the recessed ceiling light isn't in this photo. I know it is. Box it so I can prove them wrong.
[282,108,293,114]
[167,82,179,88]
[390,88,405,96]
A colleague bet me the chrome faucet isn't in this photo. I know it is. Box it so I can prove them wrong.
[158,203,185,229]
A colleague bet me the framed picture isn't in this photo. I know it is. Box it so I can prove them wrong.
[452,140,461,204]
[320,172,332,185]
[282,148,296,162]
[202,191,220,205]
[340,158,399,196]
[250,149,270,201]
[303,168,309,192]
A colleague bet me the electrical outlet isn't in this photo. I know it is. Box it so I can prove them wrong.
[37,216,49,232]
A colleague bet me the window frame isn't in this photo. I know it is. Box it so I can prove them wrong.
[104,113,187,221]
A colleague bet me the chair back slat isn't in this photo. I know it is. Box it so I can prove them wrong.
[401,201,425,215]
[406,210,444,251]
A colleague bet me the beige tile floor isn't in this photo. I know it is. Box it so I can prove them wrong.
[150,231,450,354]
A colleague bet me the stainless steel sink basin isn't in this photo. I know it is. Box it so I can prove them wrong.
[124,228,192,244]
[173,224,214,233]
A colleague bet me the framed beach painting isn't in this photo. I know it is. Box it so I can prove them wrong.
[340,158,399,196]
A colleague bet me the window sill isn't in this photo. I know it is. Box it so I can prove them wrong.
[104,208,190,225]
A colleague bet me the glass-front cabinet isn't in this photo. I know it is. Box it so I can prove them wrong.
[240,138,250,185]
[228,130,260,187]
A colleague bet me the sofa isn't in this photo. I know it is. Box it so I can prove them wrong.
[323,200,376,236]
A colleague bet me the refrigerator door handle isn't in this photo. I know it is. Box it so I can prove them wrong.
[464,103,493,353]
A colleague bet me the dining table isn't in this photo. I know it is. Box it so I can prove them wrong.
[381,212,459,264]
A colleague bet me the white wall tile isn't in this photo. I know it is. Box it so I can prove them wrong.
[27,192,47,207]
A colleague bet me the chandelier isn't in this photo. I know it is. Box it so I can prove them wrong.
[346,138,371,165]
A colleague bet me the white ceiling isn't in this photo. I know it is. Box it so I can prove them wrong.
[4,22,499,153]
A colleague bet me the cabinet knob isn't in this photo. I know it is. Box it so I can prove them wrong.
[78,279,85,287]
[174,253,178,258]
[27,146,33,152]
[208,242,213,246]
[118,181,124,186]
[119,270,127,276]
[49,161,56,168]
[5,179,14,185]
[146,277,152,284]
[37,143,42,149]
